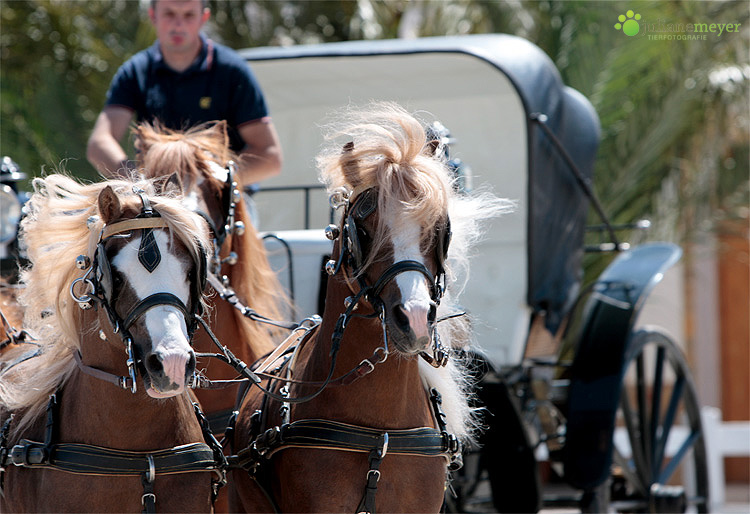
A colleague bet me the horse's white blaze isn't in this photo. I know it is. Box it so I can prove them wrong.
[183,190,201,212]
[113,231,192,393]
[208,161,228,182]
[387,212,432,340]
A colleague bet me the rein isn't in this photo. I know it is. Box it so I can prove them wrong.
[205,272,298,330]
[0,305,30,351]
[0,305,41,371]
[193,160,299,332]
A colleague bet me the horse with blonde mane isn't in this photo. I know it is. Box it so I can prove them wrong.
[0,174,222,512]
[227,102,508,513]
[134,122,287,436]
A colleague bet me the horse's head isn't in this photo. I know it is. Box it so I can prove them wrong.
[331,186,451,356]
[321,104,454,357]
[90,182,207,398]
[134,121,245,265]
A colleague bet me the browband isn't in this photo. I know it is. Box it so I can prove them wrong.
[101,218,169,240]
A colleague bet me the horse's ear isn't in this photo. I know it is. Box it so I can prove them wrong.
[340,141,362,187]
[212,120,230,147]
[98,185,122,223]
[424,138,441,157]
[154,172,183,196]
[133,123,148,147]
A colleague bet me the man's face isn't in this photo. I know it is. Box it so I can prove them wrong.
[149,0,208,54]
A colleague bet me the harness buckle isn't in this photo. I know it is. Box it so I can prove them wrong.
[141,493,157,507]
[145,454,156,483]
[356,358,375,377]
[379,432,389,458]
[125,338,138,394]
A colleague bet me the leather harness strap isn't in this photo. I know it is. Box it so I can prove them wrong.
[229,388,462,514]
[100,217,169,240]
[1,394,227,510]
[3,440,217,476]
[231,418,459,469]
[73,350,133,390]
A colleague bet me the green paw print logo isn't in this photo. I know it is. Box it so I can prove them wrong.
[615,10,641,36]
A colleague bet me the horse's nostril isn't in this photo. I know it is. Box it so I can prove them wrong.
[146,353,163,374]
[392,304,410,332]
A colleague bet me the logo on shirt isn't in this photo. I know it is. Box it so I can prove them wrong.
[199,97,212,109]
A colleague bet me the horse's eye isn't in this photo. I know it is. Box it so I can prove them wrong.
[112,271,124,293]
[357,227,371,248]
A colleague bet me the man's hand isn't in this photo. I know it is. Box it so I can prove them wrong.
[86,106,135,178]
[236,119,283,185]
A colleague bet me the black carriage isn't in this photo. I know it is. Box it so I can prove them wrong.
[240,34,709,513]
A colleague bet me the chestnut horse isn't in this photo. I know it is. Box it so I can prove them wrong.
[134,123,288,436]
[0,174,222,512]
[228,103,508,513]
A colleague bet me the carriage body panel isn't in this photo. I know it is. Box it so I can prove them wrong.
[244,34,600,366]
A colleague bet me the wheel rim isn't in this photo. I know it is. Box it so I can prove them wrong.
[613,328,709,513]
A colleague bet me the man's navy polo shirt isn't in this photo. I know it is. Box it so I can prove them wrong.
[106,34,268,152]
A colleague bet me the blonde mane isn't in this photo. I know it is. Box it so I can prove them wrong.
[0,174,210,432]
[317,102,513,441]
[135,122,287,351]
[136,121,233,183]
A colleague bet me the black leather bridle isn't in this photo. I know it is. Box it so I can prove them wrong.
[69,187,206,393]
[324,185,452,368]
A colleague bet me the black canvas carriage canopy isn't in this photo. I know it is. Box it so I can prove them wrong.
[242,34,600,366]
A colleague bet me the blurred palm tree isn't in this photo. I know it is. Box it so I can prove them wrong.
[1,0,153,181]
[2,0,746,245]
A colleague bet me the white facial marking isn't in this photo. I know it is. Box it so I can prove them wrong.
[183,190,200,212]
[385,210,432,339]
[112,231,192,392]
[208,161,228,182]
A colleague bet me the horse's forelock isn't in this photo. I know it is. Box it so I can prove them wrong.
[137,122,234,186]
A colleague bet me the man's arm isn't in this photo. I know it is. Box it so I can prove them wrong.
[86,106,135,178]
[235,119,283,185]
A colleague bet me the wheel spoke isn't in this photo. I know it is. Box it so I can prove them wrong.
[658,428,699,484]
[636,352,652,480]
[654,374,685,477]
[621,387,649,494]
[650,346,665,479]
[614,330,709,513]
[613,444,648,497]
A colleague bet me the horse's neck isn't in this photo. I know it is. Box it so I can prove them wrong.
[290,278,434,429]
[57,326,201,448]
[205,215,276,361]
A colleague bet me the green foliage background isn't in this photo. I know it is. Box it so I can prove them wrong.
[1,0,748,247]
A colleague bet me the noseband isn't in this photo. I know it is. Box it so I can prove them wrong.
[69,187,205,393]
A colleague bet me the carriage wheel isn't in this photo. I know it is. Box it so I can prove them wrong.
[607,327,709,513]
